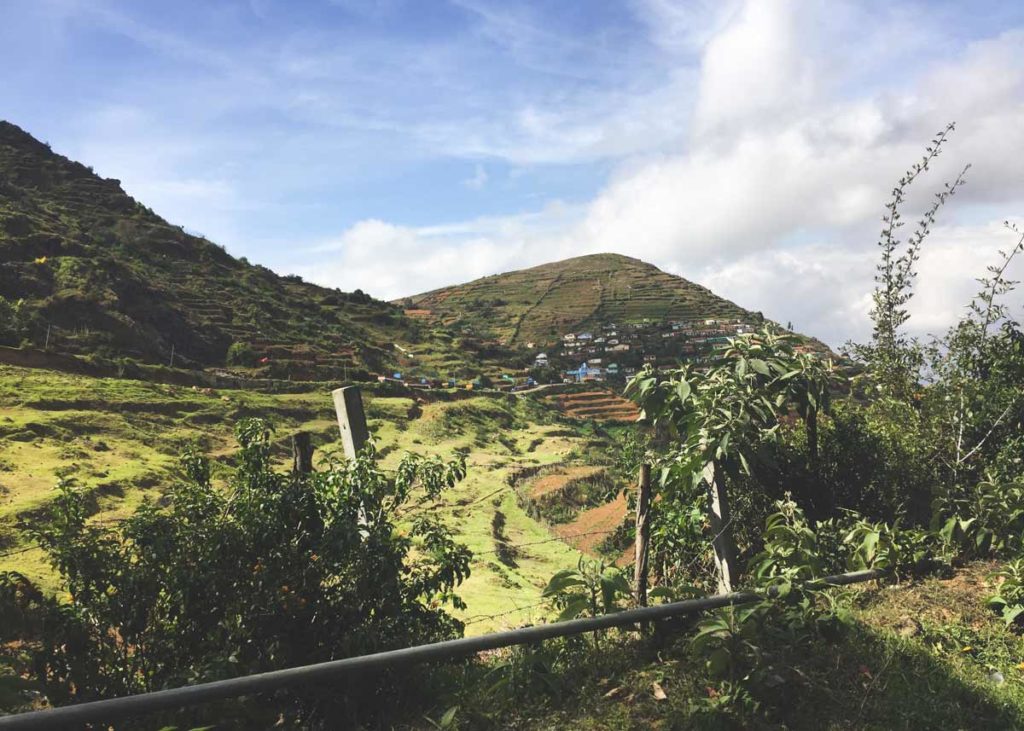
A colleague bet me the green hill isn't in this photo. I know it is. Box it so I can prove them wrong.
[398,252,757,347]
[0,121,489,379]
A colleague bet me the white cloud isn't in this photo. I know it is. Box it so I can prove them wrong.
[310,1,1024,348]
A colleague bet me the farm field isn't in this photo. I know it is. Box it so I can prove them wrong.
[547,390,641,422]
[0,366,636,633]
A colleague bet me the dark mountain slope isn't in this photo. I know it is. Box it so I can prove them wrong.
[0,121,463,377]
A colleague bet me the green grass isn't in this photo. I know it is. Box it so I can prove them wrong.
[0,366,617,631]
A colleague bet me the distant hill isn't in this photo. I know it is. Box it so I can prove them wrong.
[0,121,488,379]
[399,253,758,346]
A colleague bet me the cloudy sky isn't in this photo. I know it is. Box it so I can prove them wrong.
[2,0,1023,348]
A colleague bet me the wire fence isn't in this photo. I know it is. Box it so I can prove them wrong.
[0,545,37,560]
[477,527,620,556]
[462,599,550,627]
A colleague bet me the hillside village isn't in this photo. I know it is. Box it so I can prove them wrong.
[537,317,758,384]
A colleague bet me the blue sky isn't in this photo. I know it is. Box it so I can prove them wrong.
[2,0,1024,346]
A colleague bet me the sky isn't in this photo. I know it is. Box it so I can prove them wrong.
[2,0,1024,348]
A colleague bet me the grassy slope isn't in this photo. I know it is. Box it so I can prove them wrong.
[400,253,754,347]
[0,366,625,632]
[0,121,496,379]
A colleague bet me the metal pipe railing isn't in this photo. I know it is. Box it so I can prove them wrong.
[0,569,886,729]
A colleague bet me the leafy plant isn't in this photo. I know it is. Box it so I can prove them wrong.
[847,122,969,401]
[988,559,1024,627]
[542,556,632,622]
[935,478,1024,557]
[225,341,257,367]
[627,325,833,590]
[4,418,472,726]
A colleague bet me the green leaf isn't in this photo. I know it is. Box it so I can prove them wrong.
[556,595,592,622]
[707,647,732,677]
[750,358,770,376]
[1003,605,1024,625]
[542,570,586,597]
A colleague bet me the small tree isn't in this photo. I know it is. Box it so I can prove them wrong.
[225,340,257,367]
[0,296,26,347]
[626,327,825,592]
[847,122,969,401]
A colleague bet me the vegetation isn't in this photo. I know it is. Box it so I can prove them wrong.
[1,418,471,726]
[403,252,754,347]
[225,340,257,367]
[0,365,609,631]
[0,120,496,378]
[598,125,1024,725]
[1,123,1023,730]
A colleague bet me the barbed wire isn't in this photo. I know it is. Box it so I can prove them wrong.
[463,599,550,626]
[476,527,621,556]
[0,544,38,560]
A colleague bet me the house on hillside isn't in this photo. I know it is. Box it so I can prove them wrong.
[577,332,593,342]
[566,362,604,383]
[534,352,549,367]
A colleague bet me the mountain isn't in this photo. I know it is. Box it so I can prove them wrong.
[0,121,486,379]
[399,253,758,346]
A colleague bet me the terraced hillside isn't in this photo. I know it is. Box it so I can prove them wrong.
[399,253,754,346]
[0,121,489,378]
[0,365,636,633]
[548,390,641,423]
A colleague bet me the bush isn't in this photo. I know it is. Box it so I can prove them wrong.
[1,418,472,726]
[225,340,256,367]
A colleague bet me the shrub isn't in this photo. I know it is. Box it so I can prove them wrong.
[2,418,471,726]
[225,340,256,367]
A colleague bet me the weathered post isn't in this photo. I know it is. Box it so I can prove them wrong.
[332,385,369,460]
[292,432,314,474]
[634,463,652,607]
[704,461,738,594]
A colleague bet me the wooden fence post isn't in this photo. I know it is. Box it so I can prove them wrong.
[634,463,652,607]
[332,385,369,460]
[704,460,738,594]
[292,432,314,474]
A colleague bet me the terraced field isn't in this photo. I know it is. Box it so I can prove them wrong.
[401,253,752,347]
[548,390,640,422]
